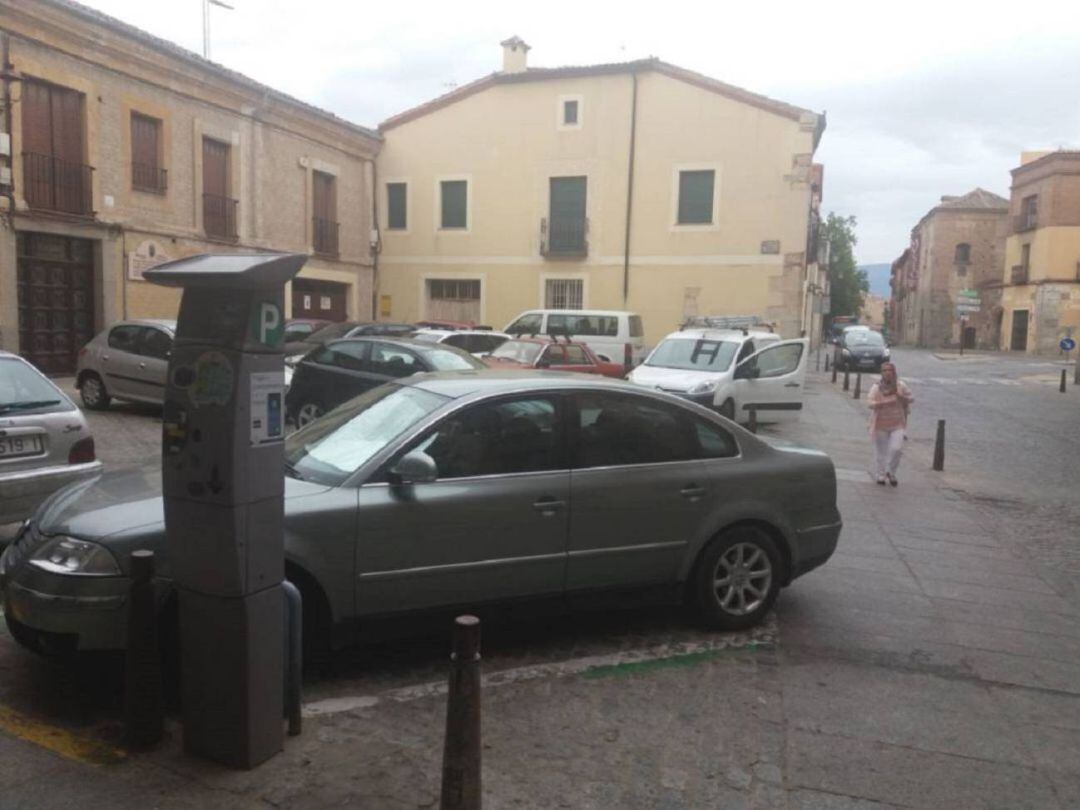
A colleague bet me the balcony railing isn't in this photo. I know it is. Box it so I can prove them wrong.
[132,162,167,194]
[540,216,588,258]
[313,217,339,257]
[1013,213,1037,233]
[203,192,238,240]
[22,152,94,216]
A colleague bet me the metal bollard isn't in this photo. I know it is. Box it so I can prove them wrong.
[124,550,164,748]
[853,372,862,399]
[831,358,837,383]
[843,369,850,391]
[747,407,758,434]
[932,419,945,472]
[441,615,482,810]
[824,354,830,372]
[282,580,303,737]
[1060,369,1067,393]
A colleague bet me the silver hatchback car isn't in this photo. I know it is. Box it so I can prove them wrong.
[76,319,175,410]
[0,372,840,655]
[0,352,102,525]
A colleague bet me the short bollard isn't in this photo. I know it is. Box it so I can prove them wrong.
[1060,369,1067,393]
[824,354,830,373]
[842,369,850,391]
[853,372,862,400]
[282,580,303,737]
[932,419,945,472]
[831,358,838,383]
[441,615,482,810]
[124,549,163,748]
[747,407,758,434]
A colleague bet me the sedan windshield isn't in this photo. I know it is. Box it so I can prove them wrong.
[489,340,542,364]
[844,331,885,347]
[285,384,448,485]
[0,358,67,413]
[646,339,738,371]
[422,348,485,371]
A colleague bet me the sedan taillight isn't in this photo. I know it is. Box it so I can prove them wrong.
[68,437,96,464]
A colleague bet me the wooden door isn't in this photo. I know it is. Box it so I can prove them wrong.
[1010,310,1028,351]
[312,171,338,254]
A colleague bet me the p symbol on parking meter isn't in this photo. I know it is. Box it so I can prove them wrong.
[253,302,283,347]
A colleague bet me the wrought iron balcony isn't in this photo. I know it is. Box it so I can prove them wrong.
[22,152,94,216]
[132,162,167,194]
[1013,213,1037,233]
[203,192,238,240]
[313,217,339,257]
[540,217,588,258]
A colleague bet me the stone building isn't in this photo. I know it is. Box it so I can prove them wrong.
[889,189,1008,350]
[0,0,380,374]
[999,151,1080,354]
[375,38,826,345]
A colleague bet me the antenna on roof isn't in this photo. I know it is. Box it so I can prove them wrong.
[203,0,234,60]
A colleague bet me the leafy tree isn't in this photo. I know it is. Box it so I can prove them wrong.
[822,213,868,318]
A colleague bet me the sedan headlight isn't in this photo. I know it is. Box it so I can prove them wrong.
[29,536,121,576]
[841,349,851,357]
[687,379,719,395]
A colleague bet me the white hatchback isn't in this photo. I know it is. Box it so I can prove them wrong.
[627,329,809,424]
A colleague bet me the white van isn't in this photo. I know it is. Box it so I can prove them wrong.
[503,310,646,370]
[627,328,809,424]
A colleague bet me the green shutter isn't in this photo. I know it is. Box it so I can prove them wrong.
[678,170,715,224]
[441,180,468,229]
[549,176,587,253]
[387,183,407,230]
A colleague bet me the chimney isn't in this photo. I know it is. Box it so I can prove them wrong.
[500,36,530,74]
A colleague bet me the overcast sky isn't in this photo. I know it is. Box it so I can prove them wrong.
[80,0,1080,263]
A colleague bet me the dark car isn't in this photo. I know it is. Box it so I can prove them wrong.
[283,321,415,361]
[834,328,890,372]
[284,318,332,345]
[285,337,486,426]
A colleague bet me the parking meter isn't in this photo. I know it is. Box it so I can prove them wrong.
[146,252,306,768]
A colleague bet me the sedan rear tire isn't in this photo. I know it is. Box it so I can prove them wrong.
[80,373,111,410]
[694,526,781,631]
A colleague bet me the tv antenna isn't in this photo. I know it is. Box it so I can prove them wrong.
[203,0,234,60]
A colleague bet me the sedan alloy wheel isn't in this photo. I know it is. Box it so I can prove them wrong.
[296,402,324,427]
[695,527,781,630]
[713,542,772,616]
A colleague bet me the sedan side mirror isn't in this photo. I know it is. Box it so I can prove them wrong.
[389,450,438,485]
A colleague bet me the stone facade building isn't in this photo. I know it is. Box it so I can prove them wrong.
[889,189,1008,350]
[0,0,380,374]
[999,151,1080,354]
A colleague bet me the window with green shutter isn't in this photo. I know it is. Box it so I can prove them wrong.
[441,180,468,229]
[677,170,715,225]
[387,182,407,230]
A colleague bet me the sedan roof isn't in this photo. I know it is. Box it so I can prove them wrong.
[402,369,639,400]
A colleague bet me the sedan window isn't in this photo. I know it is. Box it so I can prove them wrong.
[694,419,738,459]
[0,357,66,410]
[139,328,172,360]
[421,347,484,371]
[108,325,142,353]
[574,393,696,468]
[313,341,369,371]
[490,340,542,364]
[564,345,589,364]
[371,344,420,378]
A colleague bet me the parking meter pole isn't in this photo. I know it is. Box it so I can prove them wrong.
[147,253,306,769]
[933,419,945,472]
[124,549,163,748]
[441,615,482,810]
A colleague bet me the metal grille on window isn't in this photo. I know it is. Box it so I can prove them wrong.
[544,279,584,310]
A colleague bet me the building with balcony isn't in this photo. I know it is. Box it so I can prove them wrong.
[888,188,1008,350]
[0,0,379,374]
[999,151,1080,354]
[375,38,826,344]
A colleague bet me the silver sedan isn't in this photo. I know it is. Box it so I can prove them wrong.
[0,372,841,655]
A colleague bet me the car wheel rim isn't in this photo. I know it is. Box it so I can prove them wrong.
[712,541,772,616]
[83,378,102,405]
[297,403,323,426]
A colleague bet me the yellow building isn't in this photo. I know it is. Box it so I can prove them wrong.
[376,38,826,345]
[1000,151,1080,354]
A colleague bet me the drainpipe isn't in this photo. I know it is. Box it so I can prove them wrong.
[621,71,638,305]
[370,157,380,320]
[1,33,16,220]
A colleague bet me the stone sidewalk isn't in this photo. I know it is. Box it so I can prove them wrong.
[1,369,1078,807]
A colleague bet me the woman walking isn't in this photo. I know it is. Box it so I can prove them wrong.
[867,362,913,486]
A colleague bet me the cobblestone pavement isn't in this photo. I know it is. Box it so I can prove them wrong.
[1,352,1079,807]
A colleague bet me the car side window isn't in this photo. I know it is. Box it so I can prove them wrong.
[108,325,142,353]
[371,343,420,378]
[416,397,562,479]
[284,324,313,343]
[507,313,542,335]
[443,334,471,351]
[574,392,697,468]
[139,327,172,360]
[542,345,568,366]
[564,344,589,364]
[736,339,756,364]
[312,341,369,371]
[755,343,803,378]
[694,419,739,459]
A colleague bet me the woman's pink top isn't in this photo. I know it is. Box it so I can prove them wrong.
[868,380,913,434]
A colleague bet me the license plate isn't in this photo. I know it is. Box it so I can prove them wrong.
[0,435,44,459]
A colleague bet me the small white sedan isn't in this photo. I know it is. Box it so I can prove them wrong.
[0,352,102,524]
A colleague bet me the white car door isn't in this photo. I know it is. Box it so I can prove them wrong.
[731,338,809,424]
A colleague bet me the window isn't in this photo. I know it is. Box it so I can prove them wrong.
[736,340,757,364]
[574,393,697,468]
[428,279,481,301]
[423,348,484,371]
[538,345,567,366]
[313,341,369,372]
[954,243,971,264]
[21,79,91,215]
[547,314,617,337]
[131,113,165,193]
[546,177,587,255]
[545,279,584,309]
[370,343,420,378]
[629,316,644,338]
[387,182,407,230]
[646,338,738,372]
[563,100,578,125]
[564,344,589,364]
[139,327,172,360]
[416,397,562,479]
[677,170,715,225]
[313,170,338,256]
[752,343,804,378]
[1020,195,1038,230]
[440,180,468,229]
[202,137,236,239]
[506,313,543,335]
[695,420,739,459]
[108,325,142,353]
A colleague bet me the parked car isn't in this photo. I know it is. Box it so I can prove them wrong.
[0,372,841,657]
[284,318,333,345]
[75,320,175,410]
[285,321,416,366]
[1,352,102,524]
[411,328,511,356]
[285,337,485,426]
[833,328,890,372]
[627,328,808,424]
[483,337,625,378]
[503,309,646,370]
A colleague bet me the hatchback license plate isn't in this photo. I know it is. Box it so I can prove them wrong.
[0,435,44,459]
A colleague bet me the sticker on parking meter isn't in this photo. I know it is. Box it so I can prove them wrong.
[251,301,284,347]
[190,351,234,407]
[249,372,285,445]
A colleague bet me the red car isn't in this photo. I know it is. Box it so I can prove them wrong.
[482,337,625,378]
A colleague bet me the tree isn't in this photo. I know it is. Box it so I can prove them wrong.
[822,213,868,318]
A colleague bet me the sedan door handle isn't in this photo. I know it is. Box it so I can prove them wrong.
[532,497,565,515]
[784,382,800,388]
[680,485,706,500]
[138,362,147,369]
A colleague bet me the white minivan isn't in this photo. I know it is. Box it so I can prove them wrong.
[627,328,809,424]
[503,310,645,370]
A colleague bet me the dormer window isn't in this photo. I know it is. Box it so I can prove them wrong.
[557,95,583,130]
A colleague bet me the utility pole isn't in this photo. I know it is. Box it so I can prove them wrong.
[203,0,235,60]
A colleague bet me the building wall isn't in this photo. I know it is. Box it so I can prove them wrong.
[376,69,819,345]
[0,1,379,359]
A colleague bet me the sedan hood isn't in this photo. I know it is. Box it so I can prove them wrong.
[37,466,332,541]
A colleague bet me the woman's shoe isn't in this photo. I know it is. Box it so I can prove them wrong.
[887,474,898,487]
[876,475,886,486]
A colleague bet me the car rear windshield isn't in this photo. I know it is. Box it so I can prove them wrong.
[645,338,738,371]
[844,331,885,347]
[306,322,357,343]
[285,384,448,485]
[489,340,543,364]
[0,358,68,414]
[411,332,444,343]
[422,347,486,371]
